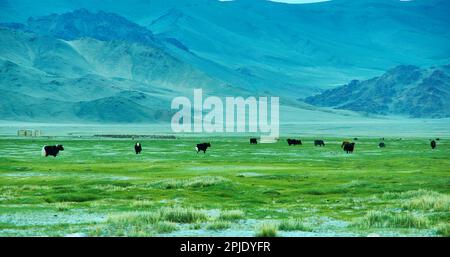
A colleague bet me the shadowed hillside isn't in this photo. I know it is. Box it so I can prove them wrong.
[304,65,450,118]
[0,0,450,122]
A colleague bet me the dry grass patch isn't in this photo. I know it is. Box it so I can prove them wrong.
[255,223,278,237]
[402,193,450,212]
[357,211,430,229]
[278,219,313,232]
[157,207,208,223]
[219,210,245,221]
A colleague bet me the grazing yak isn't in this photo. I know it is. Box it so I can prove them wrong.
[287,139,302,146]
[379,142,386,148]
[341,141,350,148]
[314,140,325,147]
[41,145,64,157]
[196,143,211,154]
[431,140,437,149]
[342,142,355,153]
[134,142,142,154]
[250,138,258,144]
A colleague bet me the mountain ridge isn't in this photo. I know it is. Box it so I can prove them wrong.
[0,2,449,123]
[304,65,450,118]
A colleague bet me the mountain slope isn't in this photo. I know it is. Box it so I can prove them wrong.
[0,1,450,123]
[304,65,450,118]
[0,25,221,123]
[147,0,450,90]
[2,0,450,92]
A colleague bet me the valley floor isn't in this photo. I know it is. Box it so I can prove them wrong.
[0,136,448,237]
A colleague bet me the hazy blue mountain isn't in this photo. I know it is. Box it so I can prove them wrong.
[2,0,449,90]
[24,8,157,44]
[0,59,177,123]
[0,0,450,123]
[152,0,450,89]
[304,65,450,118]
[0,25,223,123]
[0,9,252,92]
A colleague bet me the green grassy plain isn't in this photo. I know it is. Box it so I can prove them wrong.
[0,136,448,236]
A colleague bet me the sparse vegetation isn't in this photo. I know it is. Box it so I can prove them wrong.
[255,223,278,237]
[278,219,313,232]
[382,189,441,200]
[96,212,159,237]
[157,207,207,223]
[130,200,154,208]
[402,192,450,212]
[153,221,178,234]
[107,212,159,226]
[190,223,202,230]
[207,220,231,230]
[219,210,245,221]
[357,211,430,229]
[107,207,207,226]
[55,202,71,212]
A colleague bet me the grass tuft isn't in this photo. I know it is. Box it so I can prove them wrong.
[382,190,442,200]
[130,200,154,208]
[278,219,313,232]
[107,212,159,226]
[190,223,202,230]
[153,221,178,234]
[382,190,449,212]
[219,210,245,221]
[207,220,231,230]
[357,211,429,229]
[55,202,71,212]
[402,193,450,212]
[255,223,278,237]
[100,211,180,236]
[157,207,207,223]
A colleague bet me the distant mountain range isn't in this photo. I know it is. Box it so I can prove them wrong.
[304,65,450,118]
[0,0,449,123]
[0,9,235,123]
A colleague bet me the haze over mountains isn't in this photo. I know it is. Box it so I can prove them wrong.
[0,0,449,123]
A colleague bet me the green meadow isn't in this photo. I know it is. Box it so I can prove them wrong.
[0,136,448,237]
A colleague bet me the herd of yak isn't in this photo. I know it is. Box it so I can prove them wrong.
[40,138,440,157]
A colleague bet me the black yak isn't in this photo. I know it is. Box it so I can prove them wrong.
[135,142,142,154]
[341,141,350,148]
[431,140,437,149]
[379,142,386,148]
[343,142,355,153]
[250,138,258,144]
[196,143,211,154]
[41,145,64,157]
[314,140,325,147]
[287,139,302,146]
